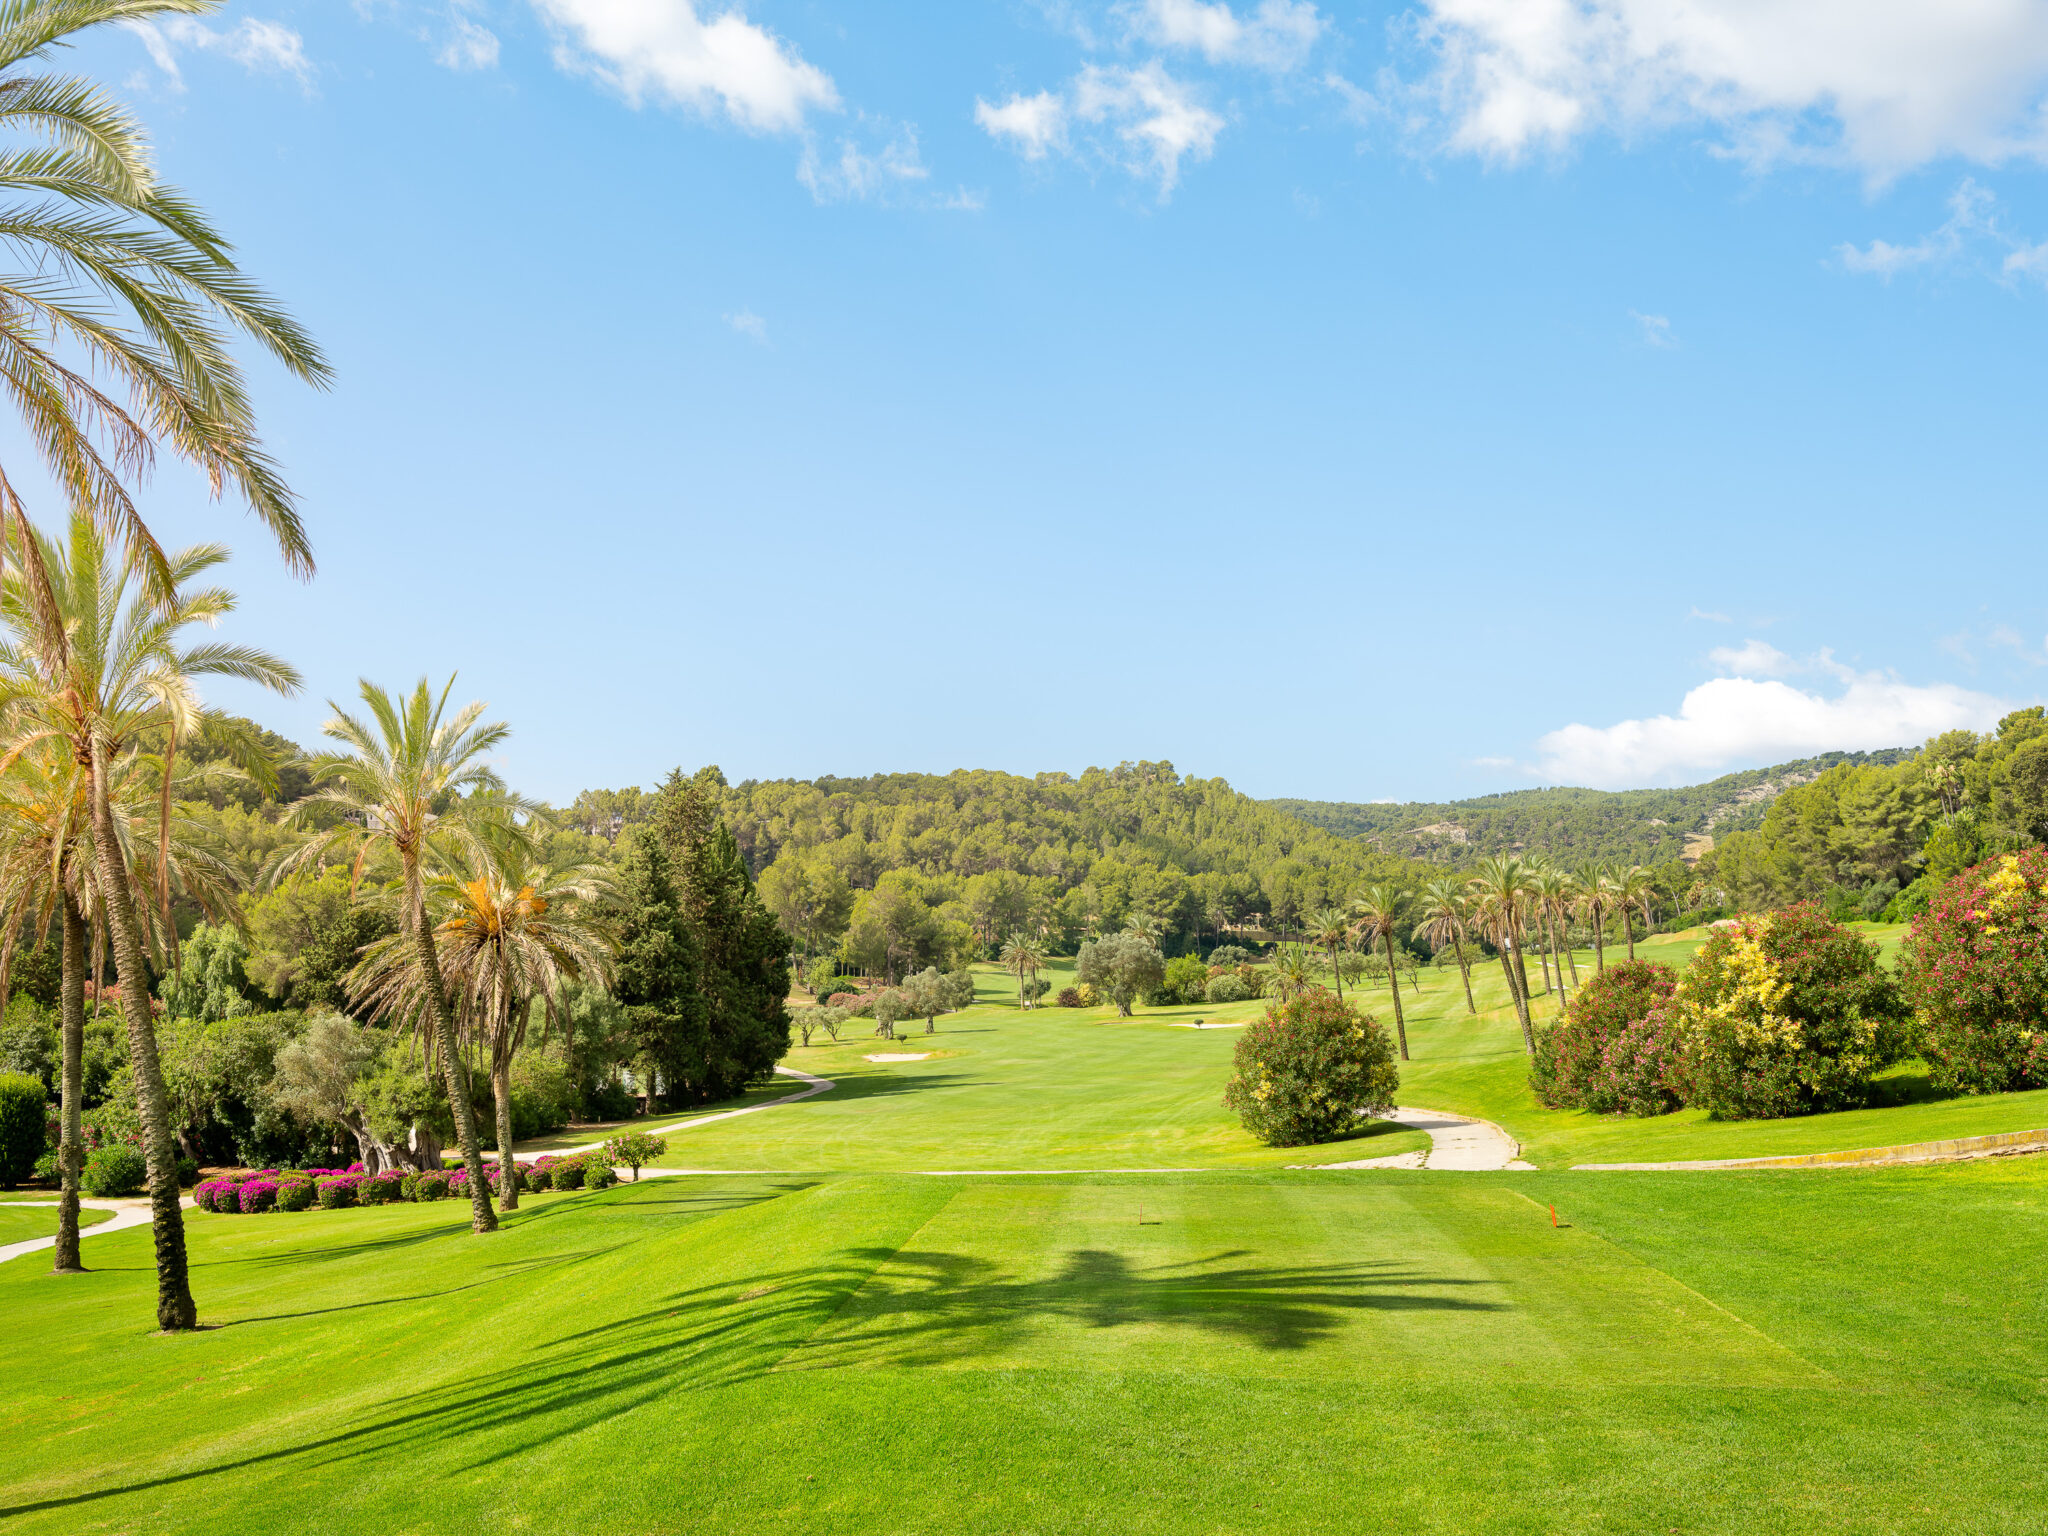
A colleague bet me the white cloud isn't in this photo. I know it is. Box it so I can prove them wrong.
[1688,606,1732,623]
[978,61,1222,196]
[131,16,313,90]
[1534,657,2011,788]
[532,0,838,134]
[1410,0,2048,177]
[799,125,929,203]
[1705,639,1793,677]
[975,91,1068,160]
[1132,0,1323,73]
[1075,63,1224,193]
[439,4,501,71]
[725,309,767,341]
[1840,178,1996,276]
[1631,309,1675,347]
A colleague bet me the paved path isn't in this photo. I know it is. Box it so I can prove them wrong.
[1295,1106,1535,1171]
[548,1065,837,1162]
[0,1198,156,1267]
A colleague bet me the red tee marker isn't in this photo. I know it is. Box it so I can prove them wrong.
[1550,1204,1558,1227]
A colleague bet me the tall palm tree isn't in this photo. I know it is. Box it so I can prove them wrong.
[0,514,296,1328]
[1305,903,1353,1000]
[356,829,613,1211]
[1574,861,1613,973]
[1349,884,1411,1060]
[1532,862,1577,1007]
[1269,942,1316,1001]
[1612,865,1657,961]
[275,678,516,1235]
[1412,876,1476,1015]
[0,0,331,593]
[1468,855,1538,1053]
[1000,932,1046,1008]
[1549,867,1583,987]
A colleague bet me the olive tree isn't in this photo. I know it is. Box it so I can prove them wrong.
[1075,932,1166,1017]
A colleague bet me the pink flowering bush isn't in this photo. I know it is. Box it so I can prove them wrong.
[276,1178,315,1212]
[238,1179,280,1214]
[1531,959,1686,1117]
[316,1175,360,1209]
[1900,850,2048,1095]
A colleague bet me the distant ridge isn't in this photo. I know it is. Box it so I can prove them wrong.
[1266,750,1916,868]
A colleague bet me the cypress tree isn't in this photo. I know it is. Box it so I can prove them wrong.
[610,833,708,1105]
[650,768,792,1102]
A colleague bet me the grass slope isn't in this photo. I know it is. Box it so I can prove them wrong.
[4,1162,2046,1533]
[0,1205,108,1244]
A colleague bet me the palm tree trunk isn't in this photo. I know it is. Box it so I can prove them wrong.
[1539,940,1554,995]
[1456,946,1476,1014]
[1622,907,1636,961]
[1562,916,1581,985]
[1592,906,1607,973]
[87,738,195,1331]
[1330,944,1343,1000]
[1502,930,1535,1054]
[410,891,496,1234]
[493,1046,518,1213]
[53,889,85,1274]
[1380,932,1409,1060]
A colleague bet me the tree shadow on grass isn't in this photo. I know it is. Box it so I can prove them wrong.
[0,1238,1502,1516]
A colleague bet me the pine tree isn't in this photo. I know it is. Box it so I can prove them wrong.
[650,768,792,1101]
[610,835,706,1104]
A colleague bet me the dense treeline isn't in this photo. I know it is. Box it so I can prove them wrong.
[572,761,1431,968]
[1274,750,1913,867]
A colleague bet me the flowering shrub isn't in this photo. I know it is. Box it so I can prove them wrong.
[1674,903,1909,1120]
[316,1176,360,1209]
[276,1178,315,1212]
[1900,850,2048,1094]
[1054,986,1084,1008]
[357,1171,406,1205]
[585,1162,618,1190]
[413,1171,449,1201]
[602,1132,667,1181]
[525,1165,553,1191]
[192,1178,231,1212]
[552,1160,586,1190]
[1531,959,1686,1117]
[238,1179,280,1214]
[1222,989,1400,1146]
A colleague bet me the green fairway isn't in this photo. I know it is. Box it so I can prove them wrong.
[0,1205,108,1244]
[5,1162,2047,1534]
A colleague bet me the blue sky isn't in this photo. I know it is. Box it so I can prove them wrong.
[42,1,2048,805]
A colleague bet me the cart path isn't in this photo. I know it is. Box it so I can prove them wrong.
[0,1198,154,1267]
[1294,1106,1535,1171]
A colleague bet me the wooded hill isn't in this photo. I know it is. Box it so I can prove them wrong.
[1269,750,1916,868]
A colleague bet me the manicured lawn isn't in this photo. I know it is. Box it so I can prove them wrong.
[4,1161,2046,1533]
[0,1205,107,1244]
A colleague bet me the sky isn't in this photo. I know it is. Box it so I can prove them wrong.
[34,0,2048,805]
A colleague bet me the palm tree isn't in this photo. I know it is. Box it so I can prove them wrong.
[1305,903,1352,1000]
[275,678,516,1235]
[1412,876,1476,1014]
[1000,932,1046,1008]
[1574,861,1613,973]
[0,514,297,1328]
[1349,884,1411,1060]
[356,829,613,1211]
[1468,855,1539,1053]
[0,0,331,594]
[1269,942,1316,1001]
[1611,865,1657,961]
[1532,862,1577,1006]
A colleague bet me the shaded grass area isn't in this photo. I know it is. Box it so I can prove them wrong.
[3,1162,2046,1533]
[0,1205,108,1244]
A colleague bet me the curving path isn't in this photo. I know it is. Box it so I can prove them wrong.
[0,1198,155,1267]
[550,1064,836,1165]
[1295,1106,1534,1172]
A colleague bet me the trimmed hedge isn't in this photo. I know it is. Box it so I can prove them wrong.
[0,1072,47,1188]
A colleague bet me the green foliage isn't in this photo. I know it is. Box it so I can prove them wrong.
[602,1131,668,1177]
[584,1162,618,1190]
[1204,971,1253,1004]
[158,922,257,1022]
[1222,990,1400,1146]
[1154,954,1211,1005]
[82,1144,146,1197]
[0,1070,46,1185]
[1530,959,1686,1117]
[1205,944,1254,968]
[242,872,395,1013]
[158,1011,316,1168]
[9,938,60,1008]
[1275,750,1913,866]
[802,956,842,997]
[1076,932,1166,1017]
[611,832,709,1105]
[0,997,56,1094]
[275,1178,314,1212]
[1675,905,1910,1119]
[1899,851,2048,1095]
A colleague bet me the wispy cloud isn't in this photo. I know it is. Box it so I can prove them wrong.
[1631,310,1675,347]
[130,16,314,91]
[1688,606,1732,624]
[1127,0,1324,74]
[979,62,1223,198]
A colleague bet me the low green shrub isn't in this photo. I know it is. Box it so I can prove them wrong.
[1222,990,1400,1147]
[276,1179,315,1212]
[0,1071,47,1187]
[553,1161,585,1190]
[584,1162,618,1190]
[1054,986,1084,1008]
[1204,973,1252,1004]
[81,1143,146,1197]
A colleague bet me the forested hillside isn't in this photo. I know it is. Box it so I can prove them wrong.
[568,762,1427,966]
[1271,750,1914,867]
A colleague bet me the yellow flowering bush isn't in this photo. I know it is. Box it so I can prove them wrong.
[1900,849,2048,1094]
[1223,988,1400,1146]
[1674,903,1909,1119]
